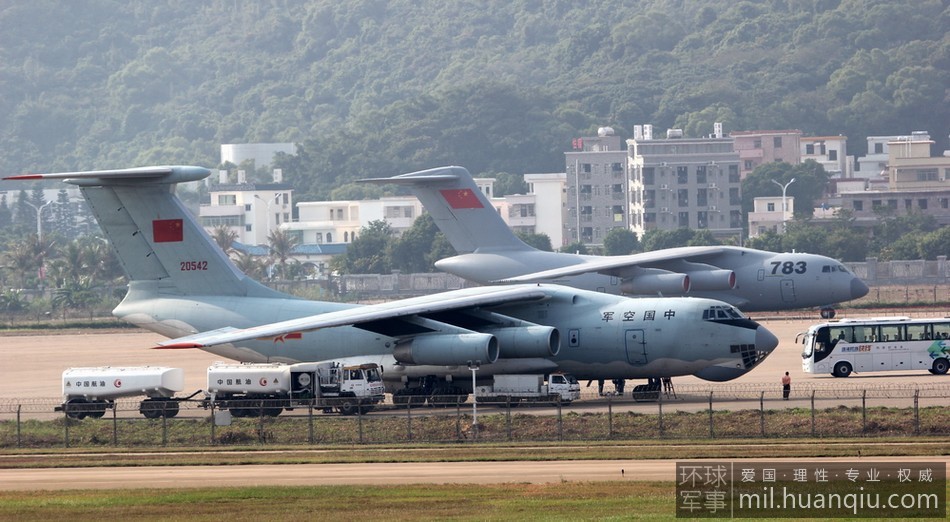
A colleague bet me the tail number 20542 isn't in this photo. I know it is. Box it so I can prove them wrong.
[180,261,208,271]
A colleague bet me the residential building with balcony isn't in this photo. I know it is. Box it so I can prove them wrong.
[731,129,802,179]
[627,128,742,242]
[563,127,628,247]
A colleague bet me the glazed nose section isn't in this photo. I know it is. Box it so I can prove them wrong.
[851,277,869,299]
[756,324,779,355]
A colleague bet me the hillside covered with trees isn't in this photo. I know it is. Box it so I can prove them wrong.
[0,0,946,202]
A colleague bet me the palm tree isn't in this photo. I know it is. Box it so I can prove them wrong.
[267,228,299,280]
[211,225,239,253]
[232,250,266,280]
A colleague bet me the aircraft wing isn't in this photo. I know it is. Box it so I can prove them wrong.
[3,165,210,184]
[158,285,550,348]
[494,246,732,282]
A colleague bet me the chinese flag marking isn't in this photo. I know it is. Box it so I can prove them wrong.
[153,219,184,242]
[439,189,483,209]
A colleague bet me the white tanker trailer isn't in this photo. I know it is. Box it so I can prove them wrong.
[56,366,189,419]
[56,361,385,419]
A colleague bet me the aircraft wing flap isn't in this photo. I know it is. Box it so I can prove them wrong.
[494,246,731,282]
[157,285,550,348]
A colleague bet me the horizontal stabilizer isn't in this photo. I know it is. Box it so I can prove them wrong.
[3,165,210,185]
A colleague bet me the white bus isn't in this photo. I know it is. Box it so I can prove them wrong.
[800,317,950,377]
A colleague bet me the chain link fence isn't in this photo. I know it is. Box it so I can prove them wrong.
[2,382,949,448]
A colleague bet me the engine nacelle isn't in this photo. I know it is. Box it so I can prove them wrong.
[393,333,499,366]
[486,326,560,358]
[620,273,690,295]
[686,269,736,291]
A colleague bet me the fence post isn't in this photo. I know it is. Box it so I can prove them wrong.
[658,394,664,439]
[506,399,512,442]
[406,400,412,442]
[810,390,816,437]
[708,391,714,438]
[113,403,118,446]
[607,394,613,439]
[357,405,364,444]
[64,407,70,449]
[16,405,21,448]
[913,389,920,436]
[257,400,267,444]
[861,390,867,435]
[557,400,563,442]
[210,401,216,445]
[308,403,314,445]
[759,391,765,438]
[456,402,462,442]
[162,403,168,447]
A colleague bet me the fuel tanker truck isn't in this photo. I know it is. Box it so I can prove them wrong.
[204,361,385,416]
[57,361,385,419]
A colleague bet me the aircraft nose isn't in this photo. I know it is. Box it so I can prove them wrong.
[851,277,869,299]
[756,324,779,355]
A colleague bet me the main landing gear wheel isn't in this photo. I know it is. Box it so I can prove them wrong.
[820,307,836,319]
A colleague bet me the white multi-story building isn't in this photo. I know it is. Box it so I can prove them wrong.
[628,127,743,242]
[199,170,293,246]
[748,196,796,237]
[801,135,852,178]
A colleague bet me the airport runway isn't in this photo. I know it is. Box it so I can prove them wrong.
[1,456,948,491]
[2,315,948,401]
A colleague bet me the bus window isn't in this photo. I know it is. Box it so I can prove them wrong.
[829,326,852,344]
[935,322,950,340]
[879,324,904,342]
[853,325,874,343]
[906,324,928,341]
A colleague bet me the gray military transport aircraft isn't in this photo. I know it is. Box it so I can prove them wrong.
[361,166,869,318]
[4,166,778,402]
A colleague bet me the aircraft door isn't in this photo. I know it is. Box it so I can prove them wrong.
[625,329,647,365]
[780,279,796,303]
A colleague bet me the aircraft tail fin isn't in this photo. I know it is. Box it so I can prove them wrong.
[360,166,532,254]
[4,166,284,299]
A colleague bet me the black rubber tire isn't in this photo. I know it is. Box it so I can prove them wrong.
[832,361,852,378]
[932,358,949,375]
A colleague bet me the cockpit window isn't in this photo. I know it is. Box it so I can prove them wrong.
[703,305,745,321]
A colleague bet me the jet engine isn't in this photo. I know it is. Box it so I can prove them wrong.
[486,326,560,358]
[619,273,690,295]
[393,333,499,366]
[685,269,736,291]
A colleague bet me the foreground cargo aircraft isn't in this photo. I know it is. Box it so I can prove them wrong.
[362,166,869,318]
[5,166,778,401]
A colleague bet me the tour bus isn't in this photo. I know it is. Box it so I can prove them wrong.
[800,317,950,377]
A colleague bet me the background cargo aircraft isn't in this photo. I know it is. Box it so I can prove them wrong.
[4,166,778,402]
[362,166,869,318]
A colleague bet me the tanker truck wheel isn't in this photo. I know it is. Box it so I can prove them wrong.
[337,396,357,415]
[87,401,108,419]
[64,398,87,420]
[140,398,180,419]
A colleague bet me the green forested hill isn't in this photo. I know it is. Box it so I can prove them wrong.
[1,0,946,200]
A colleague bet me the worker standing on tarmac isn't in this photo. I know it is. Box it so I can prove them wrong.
[781,371,791,400]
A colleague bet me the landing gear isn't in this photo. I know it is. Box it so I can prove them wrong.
[631,378,661,401]
[820,307,837,319]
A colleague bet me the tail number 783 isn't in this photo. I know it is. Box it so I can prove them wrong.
[770,260,806,275]
[180,261,208,271]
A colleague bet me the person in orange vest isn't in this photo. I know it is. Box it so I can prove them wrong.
[781,371,791,400]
